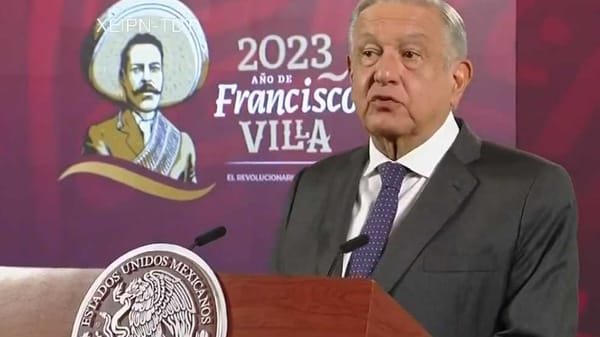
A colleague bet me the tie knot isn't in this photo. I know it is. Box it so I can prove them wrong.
[378,162,407,189]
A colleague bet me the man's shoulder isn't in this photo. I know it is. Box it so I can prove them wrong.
[477,140,571,184]
[180,131,194,145]
[87,115,120,135]
[179,131,196,155]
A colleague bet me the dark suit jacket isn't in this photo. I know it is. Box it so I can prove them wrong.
[82,110,196,182]
[272,120,578,337]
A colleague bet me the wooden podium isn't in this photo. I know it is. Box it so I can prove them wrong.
[0,267,431,337]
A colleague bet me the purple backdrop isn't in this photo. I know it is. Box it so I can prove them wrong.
[0,0,515,272]
[0,0,533,330]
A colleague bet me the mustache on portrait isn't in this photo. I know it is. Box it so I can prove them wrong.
[133,83,161,95]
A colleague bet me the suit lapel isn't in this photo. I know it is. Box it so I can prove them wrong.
[371,121,481,291]
[118,110,144,156]
[316,147,368,276]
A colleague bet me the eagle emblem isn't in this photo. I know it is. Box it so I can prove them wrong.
[91,270,205,337]
[72,244,227,337]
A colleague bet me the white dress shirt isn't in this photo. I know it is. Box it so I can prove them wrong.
[341,112,459,276]
[133,110,157,146]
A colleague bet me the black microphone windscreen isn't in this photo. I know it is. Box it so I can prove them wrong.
[326,234,370,277]
[192,226,227,248]
[339,234,369,254]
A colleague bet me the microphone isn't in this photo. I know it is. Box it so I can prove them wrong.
[188,226,227,250]
[327,234,369,277]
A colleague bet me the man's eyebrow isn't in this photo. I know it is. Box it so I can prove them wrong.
[356,32,377,43]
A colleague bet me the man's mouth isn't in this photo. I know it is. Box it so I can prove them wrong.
[370,94,400,103]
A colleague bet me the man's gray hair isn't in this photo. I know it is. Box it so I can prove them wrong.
[348,0,468,61]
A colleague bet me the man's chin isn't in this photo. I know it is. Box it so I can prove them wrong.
[365,120,415,139]
[131,103,159,113]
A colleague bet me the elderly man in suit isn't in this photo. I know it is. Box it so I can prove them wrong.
[272,0,579,336]
[83,33,196,183]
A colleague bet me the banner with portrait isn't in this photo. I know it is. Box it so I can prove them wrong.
[0,0,515,273]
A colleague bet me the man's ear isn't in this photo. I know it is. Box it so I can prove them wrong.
[450,59,473,108]
[347,55,353,81]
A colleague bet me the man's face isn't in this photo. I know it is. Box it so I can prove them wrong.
[121,43,163,112]
[348,2,470,141]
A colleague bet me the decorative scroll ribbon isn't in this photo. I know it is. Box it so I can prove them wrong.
[59,161,215,201]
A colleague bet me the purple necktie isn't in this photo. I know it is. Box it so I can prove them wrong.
[347,162,407,278]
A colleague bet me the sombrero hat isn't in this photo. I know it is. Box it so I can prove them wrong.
[88,0,209,107]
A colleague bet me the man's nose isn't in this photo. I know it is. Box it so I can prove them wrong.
[373,51,402,85]
[142,67,152,81]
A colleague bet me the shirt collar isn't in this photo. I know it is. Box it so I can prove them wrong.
[132,110,158,124]
[364,112,459,178]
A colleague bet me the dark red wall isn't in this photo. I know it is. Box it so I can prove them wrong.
[517,1,600,335]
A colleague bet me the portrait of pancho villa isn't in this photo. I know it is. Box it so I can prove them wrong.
[82,0,209,183]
